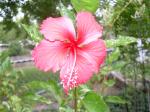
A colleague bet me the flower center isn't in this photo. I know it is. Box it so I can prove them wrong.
[64,39,79,52]
[70,40,78,48]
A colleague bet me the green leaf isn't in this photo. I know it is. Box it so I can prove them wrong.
[10,95,21,103]
[105,96,128,104]
[2,101,10,110]
[27,81,51,91]
[58,2,75,21]
[108,48,120,63]
[59,106,73,112]
[22,24,43,42]
[100,66,112,76]
[0,57,12,75]
[0,104,7,112]
[111,61,126,71]
[105,35,137,48]
[23,93,51,104]
[10,95,22,112]
[104,79,116,87]
[80,85,91,93]
[2,57,11,70]
[48,80,61,96]
[71,0,99,13]
[0,51,9,62]
[26,80,62,103]
[83,92,110,112]
[65,107,73,112]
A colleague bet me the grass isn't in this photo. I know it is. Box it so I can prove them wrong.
[18,67,58,83]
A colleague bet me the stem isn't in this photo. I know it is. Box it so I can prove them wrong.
[74,87,77,112]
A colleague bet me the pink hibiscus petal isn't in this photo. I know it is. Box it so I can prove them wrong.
[32,12,107,94]
[78,39,107,73]
[40,17,76,41]
[60,49,95,93]
[32,39,68,72]
[76,12,103,45]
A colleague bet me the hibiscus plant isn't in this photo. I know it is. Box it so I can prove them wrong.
[22,0,137,112]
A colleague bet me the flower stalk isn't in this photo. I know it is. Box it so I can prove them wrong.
[74,87,77,112]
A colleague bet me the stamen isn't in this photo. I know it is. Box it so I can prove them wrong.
[67,48,77,86]
[60,48,79,90]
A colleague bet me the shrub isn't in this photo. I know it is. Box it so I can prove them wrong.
[8,41,23,56]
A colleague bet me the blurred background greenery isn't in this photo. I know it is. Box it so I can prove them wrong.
[0,0,150,112]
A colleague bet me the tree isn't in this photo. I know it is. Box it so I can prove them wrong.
[0,0,70,41]
[111,0,150,38]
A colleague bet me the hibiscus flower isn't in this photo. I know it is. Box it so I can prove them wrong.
[32,12,106,93]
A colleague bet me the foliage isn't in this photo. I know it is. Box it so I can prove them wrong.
[71,0,99,13]
[22,0,70,22]
[112,0,150,38]
[105,96,128,104]
[83,92,110,112]
[21,24,43,42]
[0,23,27,42]
[0,52,55,111]
[100,0,150,38]
[58,2,75,22]
[0,0,71,42]
[0,0,70,28]
[105,35,137,48]
[0,52,31,111]
[7,41,23,56]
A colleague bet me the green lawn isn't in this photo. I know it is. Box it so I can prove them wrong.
[17,67,59,84]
